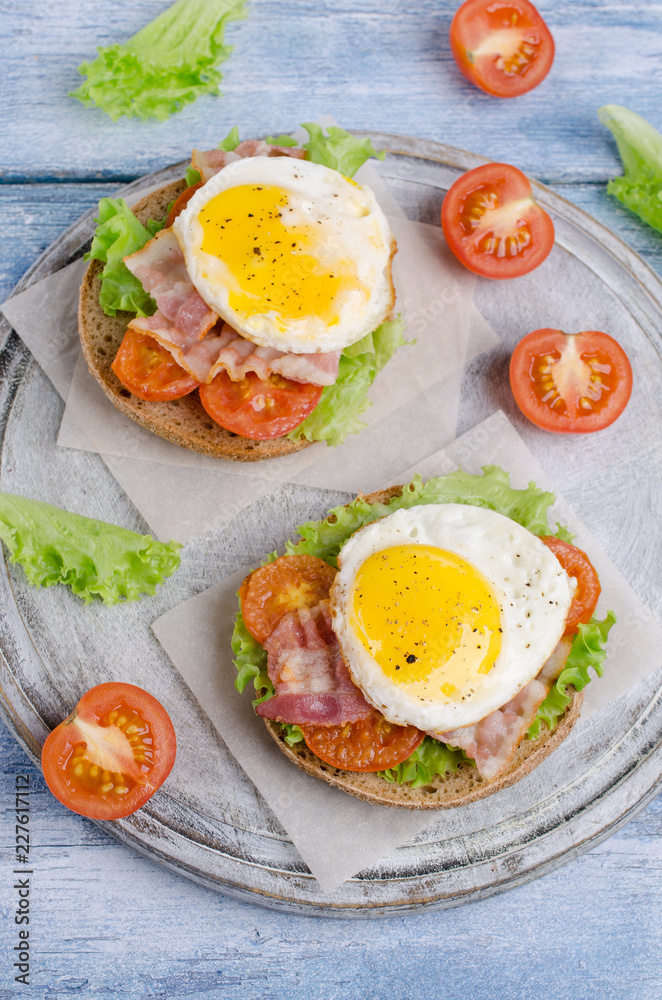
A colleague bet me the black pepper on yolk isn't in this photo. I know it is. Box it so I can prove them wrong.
[198,184,363,327]
[350,545,503,702]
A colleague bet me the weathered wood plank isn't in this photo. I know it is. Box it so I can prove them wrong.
[1,1,661,182]
[1,0,662,982]
[1,724,661,997]
[0,184,116,303]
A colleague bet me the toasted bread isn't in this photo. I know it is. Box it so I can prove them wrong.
[78,181,314,462]
[260,484,584,810]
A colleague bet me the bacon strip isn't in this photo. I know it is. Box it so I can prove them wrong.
[255,602,374,726]
[435,636,574,781]
[191,140,305,183]
[207,329,340,386]
[124,228,217,342]
[127,315,231,384]
[127,317,340,387]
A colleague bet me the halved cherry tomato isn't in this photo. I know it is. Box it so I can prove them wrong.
[111,328,199,401]
[41,683,177,820]
[301,716,425,772]
[509,328,633,433]
[450,0,555,98]
[541,537,601,634]
[199,371,323,440]
[441,163,554,279]
[165,181,203,228]
[240,554,337,643]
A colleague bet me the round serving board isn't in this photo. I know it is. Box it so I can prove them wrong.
[1,134,661,916]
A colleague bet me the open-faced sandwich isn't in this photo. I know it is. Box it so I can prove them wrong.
[232,466,615,808]
[79,125,405,461]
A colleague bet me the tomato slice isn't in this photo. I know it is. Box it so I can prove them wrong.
[541,537,601,634]
[199,370,323,440]
[441,163,554,279]
[165,181,203,228]
[41,683,177,820]
[111,328,199,401]
[509,328,633,433]
[450,0,554,98]
[240,554,337,643]
[300,716,425,772]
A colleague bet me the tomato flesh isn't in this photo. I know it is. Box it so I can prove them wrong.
[41,683,177,820]
[509,328,633,432]
[441,163,554,279]
[450,0,555,98]
[240,554,337,643]
[199,370,322,440]
[541,537,601,634]
[112,327,199,402]
[301,716,424,772]
[165,181,203,228]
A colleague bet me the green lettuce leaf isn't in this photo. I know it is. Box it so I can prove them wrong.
[232,610,272,699]
[599,104,662,233]
[85,198,164,317]
[0,493,181,604]
[265,134,299,148]
[218,126,241,151]
[71,0,248,122]
[283,724,305,746]
[300,123,385,178]
[528,612,616,738]
[285,464,571,567]
[379,737,466,787]
[288,316,409,447]
[186,166,202,187]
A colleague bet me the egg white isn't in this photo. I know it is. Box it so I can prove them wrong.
[330,504,573,733]
[172,156,395,354]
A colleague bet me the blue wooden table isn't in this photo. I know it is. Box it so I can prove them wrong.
[1,2,662,996]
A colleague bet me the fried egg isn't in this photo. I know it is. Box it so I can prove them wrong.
[330,504,573,733]
[172,156,395,354]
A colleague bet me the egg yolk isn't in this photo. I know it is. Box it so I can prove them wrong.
[198,184,363,327]
[350,545,503,703]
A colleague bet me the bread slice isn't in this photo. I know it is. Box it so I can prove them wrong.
[78,181,314,462]
[263,695,582,810]
[260,484,584,810]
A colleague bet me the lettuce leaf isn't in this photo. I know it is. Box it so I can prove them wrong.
[284,464,572,567]
[598,104,662,233]
[185,166,202,187]
[265,123,385,177]
[232,611,272,699]
[265,134,299,148]
[283,724,305,746]
[287,317,409,446]
[0,493,181,604]
[71,0,248,122]
[379,737,466,787]
[218,126,241,152]
[528,612,616,738]
[299,123,385,178]
[85,198,164,317]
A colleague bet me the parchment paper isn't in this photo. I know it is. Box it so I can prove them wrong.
[1,173,499,542]
[151,411,662,891]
